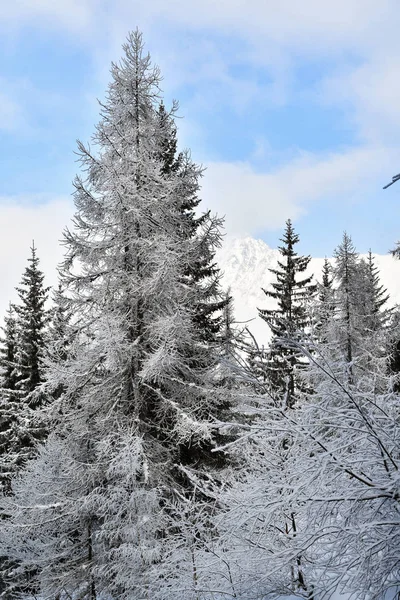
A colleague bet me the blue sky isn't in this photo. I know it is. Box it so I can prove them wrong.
[1,0,400,291]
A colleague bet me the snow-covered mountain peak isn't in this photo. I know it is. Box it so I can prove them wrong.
[219,236,278,270]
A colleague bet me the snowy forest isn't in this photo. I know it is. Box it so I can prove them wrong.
[0,31,399,600]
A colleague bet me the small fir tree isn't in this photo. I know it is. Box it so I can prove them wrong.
[0,305,18,394]
[363,250,390,332]
[326,232,361,382]
[258,219,316,408]
[14,242,49,405]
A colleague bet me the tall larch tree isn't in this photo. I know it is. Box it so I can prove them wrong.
[327,232,361,381]
[258,219,316,408]
[0,31,234,600]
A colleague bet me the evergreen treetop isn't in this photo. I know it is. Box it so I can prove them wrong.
[258,219,316,407]
[0,305,18,393]
[13,242,49,400]
[260,219,316,335]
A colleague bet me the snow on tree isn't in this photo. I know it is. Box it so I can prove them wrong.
[0,31,234,600]
[315,234,390,386]
[212,232,398,600]
[258,219,316,408]
[13,242,49,405]
[0,246,50,599]
[0,304,25,496]
[278,236,399,598]
[217,218,320,597]
[156,100,182,176]
[363,250,390,330]
[312,257,335,344]
[287,336,400,598]
[0,243,49,494]
[212,277,399,600]
[0,305,18,395]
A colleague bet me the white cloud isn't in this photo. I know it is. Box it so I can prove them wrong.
[2,0,400,143]
[0,0,94,32]
[3,1,399,109]
[318,58,400,144]
[201,145,396,236]
[1,0,399,248]
[0,197,74,319]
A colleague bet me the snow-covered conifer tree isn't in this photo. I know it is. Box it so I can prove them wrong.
[289,314,400,598]
[221,222,318,598]
[0,246,49,598]
[13,242,49,405]
[0,243,49,494]
[0,306,18,394]
[0,31,232,600]
[258,219,316,408]
[214,238,399,600]
[313,257,335,343]
[318,234,389,384]
[0,305,19,495]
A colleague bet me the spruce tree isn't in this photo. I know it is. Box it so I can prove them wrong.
[313,258,335,344]
[156,102,227,344]
[14,242,49,405]
[316,236,389,386]
[0,305,19,495]
[0,244,49,493]
[320,257,334,308]
[258,219,316,408]
[330,232,361,379]
[363,250,390,332]
[0,247,49,599]
[248,221,317,594]
[0,305,18,395]
[0,31,233,600]
[156,101,182,176]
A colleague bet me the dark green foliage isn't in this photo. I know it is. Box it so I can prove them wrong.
[313,258,335,344]
[0,306,17,394]
[363,250,390,331]
[47,283,72,363]
[157,103,228,345]
[157,101,182,176]
[0,245,49,493]
[0,249,50,599]
[14,243,49,402]
[0,306,19,495]
[321,257,333,295]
